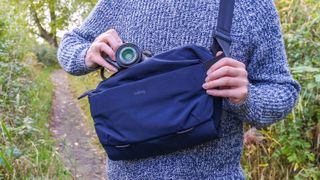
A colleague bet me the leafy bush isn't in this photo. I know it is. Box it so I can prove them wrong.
[33,44,58,67]
[0,12,71,180]
[242,0,320,179]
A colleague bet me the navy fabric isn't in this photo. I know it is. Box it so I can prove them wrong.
[85,0,235,161]
[88,45,222,160]
[211,0,234,56]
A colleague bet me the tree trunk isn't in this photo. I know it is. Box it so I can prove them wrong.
[30,3,58,48]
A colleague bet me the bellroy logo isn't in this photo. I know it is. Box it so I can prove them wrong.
[134,90,146,96]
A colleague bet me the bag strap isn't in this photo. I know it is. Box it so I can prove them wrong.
[210,0,235,135]
[211,0,235,57]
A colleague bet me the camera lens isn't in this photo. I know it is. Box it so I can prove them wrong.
[119,47,137,65]
[116,43,142,68]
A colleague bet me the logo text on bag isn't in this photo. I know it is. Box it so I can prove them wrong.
[134,90,146,96]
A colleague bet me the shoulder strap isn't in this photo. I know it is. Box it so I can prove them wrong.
[210,0,235,136]
[211,0,235,57]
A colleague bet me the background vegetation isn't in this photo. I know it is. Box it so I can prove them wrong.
[0,1,73,178]
[0,0,319,179]
[0,0,93,178]
[242,0,320,179]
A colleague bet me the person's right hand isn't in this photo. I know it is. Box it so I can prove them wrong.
[85,29,123,72]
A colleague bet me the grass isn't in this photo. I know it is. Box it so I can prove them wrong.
[67,71,100,127]
[0,0,315,179]
[0,63,72,179]
[66,1,320,179]
[67,70,105,150]
[241,0,320,179]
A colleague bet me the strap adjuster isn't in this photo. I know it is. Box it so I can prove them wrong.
[214,30,231,43]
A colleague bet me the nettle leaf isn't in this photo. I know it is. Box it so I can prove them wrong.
[288,153,298,162]
[306,153,315,161]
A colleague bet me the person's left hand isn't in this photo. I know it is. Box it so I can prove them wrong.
[202,52,249,104]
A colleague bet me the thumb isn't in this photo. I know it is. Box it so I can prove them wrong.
[216,51,223,57]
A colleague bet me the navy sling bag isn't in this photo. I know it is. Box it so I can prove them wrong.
[80,0,235,161]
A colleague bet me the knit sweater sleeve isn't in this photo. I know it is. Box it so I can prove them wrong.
[57,0,111,76]
[223,0,301,128]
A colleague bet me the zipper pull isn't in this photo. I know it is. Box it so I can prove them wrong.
[77,89,95,100]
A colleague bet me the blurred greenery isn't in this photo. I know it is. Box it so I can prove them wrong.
[0,0,95,178]
[0,0,319,179]
[33,44,59,67]
[241,0,320,179]
[7,0,96,47]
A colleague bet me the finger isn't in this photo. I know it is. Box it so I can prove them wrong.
[96,34,122,52]
[98,43,116,61]
[207,58,245,75]
[92,55,118,72]
[215,51,225,61]
[205,66,247,82]
[202,77,248,89]
[98,29,120,41]
[107,29,123,43]
[216,51,223,56]
[100,29,123,45]
[206,87,247,99]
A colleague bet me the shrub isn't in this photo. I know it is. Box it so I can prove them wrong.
[0,13,71,180]
[33,44,58,67]
[242,0,320,179]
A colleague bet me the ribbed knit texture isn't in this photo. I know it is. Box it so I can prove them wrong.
[57,0,300,179]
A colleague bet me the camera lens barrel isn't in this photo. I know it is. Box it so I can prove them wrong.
[102,42,146,72]
[100,42,153,79]
[116,43,143,68]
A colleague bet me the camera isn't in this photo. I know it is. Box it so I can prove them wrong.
[103,43,153,70]
[100,43,153,79]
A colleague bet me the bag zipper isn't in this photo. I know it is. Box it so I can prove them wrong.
[77,89,96,100]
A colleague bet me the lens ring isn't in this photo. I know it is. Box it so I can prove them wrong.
[116,43,142,68]
[119,47,138,65]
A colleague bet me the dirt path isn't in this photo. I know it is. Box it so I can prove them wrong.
[50,70,106,180]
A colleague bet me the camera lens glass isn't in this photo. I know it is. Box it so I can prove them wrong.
[119,47,138,65]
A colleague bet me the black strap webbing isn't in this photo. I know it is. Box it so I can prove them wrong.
[210,0,235,135]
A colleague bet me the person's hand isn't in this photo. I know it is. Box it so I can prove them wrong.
[85,29,123,72]
[202,52,249,104]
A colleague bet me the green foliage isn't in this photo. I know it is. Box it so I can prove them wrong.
[280,0,320,67]
[0,57,72,179]
[6,0,97,47]
[0,8,71,179]
[0,0,319,179]
[242,0,320,179]
[33,44,58,66]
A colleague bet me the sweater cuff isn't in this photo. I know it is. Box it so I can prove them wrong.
[223,84,262,123]
[79,45,98,73]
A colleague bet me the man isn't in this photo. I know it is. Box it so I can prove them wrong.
[58,0,300,179]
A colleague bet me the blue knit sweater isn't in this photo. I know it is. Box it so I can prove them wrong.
[58,0,300,179]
